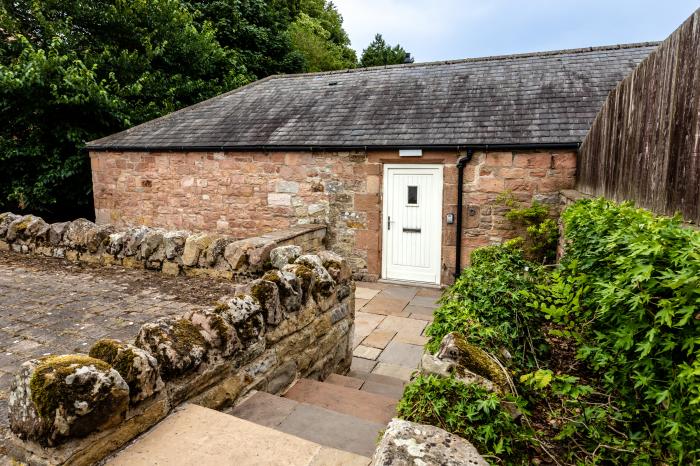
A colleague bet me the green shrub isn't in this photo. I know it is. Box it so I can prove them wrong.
[405,198,700,465]
[497,191,559,264]
[556,198,700,463]
[425,242,546,369]
[397,375,531,463]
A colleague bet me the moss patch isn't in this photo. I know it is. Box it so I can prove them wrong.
[251,281,276,308]
[172,318,209,354]
[294,265,313,291]
[213,301,229,313]
[29,355,111,420]
[451,334,508,391]
[262,271,281,283]
[89,339,121,364]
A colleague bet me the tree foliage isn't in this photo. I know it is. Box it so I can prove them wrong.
[0,0,357,220]
[287,0,356,71]
[359,33,412,67]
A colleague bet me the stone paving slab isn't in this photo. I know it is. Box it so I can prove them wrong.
[372,363,416,382]
[353,345,382,360]
[377,341,424,368]
[284,379,397,425]
[107,404,370,466]
[354,287,380,300]
[0,251,239,452]
[350,283,439,386]
[277,403,384,457]
[361,330,396,349]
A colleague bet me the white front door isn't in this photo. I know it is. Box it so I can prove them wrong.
[382,164,443,285]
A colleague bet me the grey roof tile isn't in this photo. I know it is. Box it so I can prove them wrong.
[87,43,658,150]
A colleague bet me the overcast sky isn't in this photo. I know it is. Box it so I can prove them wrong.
[333,1,699,62]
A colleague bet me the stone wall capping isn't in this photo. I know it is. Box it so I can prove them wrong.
[0,212,326,281]
[2,212,351,466]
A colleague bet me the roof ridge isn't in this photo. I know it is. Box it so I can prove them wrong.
[266,41,661,80]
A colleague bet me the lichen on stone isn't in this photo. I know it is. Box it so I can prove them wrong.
[29,355,112,419]
[135,317,210,380]
[10,354,129,445]
[88,339,164,402]
[437,332,511,393]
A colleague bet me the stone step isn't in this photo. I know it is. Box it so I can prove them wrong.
[325,373,365,389]
[284,378,397,424]
[349,371,407,400]
[106,403,370,466]
[348,370,407,388]
[229,391,385,457]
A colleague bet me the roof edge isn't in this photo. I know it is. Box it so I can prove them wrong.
[264,41,661,79]
[86,142,581,153]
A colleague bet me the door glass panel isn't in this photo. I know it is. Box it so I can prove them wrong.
[407,186,418,205]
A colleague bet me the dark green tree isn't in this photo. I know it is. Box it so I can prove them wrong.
[0,0,248,220]
[183,0,306,78]
[289,0,357,71]
[360,33,413,67]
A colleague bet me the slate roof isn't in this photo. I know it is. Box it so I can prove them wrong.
[87,42,658,151]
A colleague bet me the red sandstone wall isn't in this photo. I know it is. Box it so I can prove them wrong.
[90,149,575,285]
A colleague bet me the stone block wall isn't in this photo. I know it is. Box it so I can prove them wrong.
[1,213,354,465]
[90,148,575,285]
[0,212,325,281]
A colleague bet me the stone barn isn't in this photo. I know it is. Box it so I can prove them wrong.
[87,43,656,286]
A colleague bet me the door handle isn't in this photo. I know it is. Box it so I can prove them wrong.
[402,228,421,233]
[387,216,391,230]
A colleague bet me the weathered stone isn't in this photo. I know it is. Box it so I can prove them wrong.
[48,222,70,246]
[318,250,352,283]
[182,233,214,267]
[138,229,164,261]
[214,295,265,347]
[0,212,20,239]
[270,245,302,269]
[266,300,316,344]
[337,283,352,301]
[249,279,283,325]
[89,339,164,403]
[63,218,97,250]
[330,302,350,324]
[6,215,44,242]
[420,352,455,377]
[183,310,240,359]
[163,230,189,260]
[223,241,248,270]
[135,317,209,380]
[85,224,115,253]
[281,263,314,300]
[204,236,236,268]
[8,355,129,447]
[372,418,488,466]
[248,239,276,269]
[262,269,303,312]
[122,226,151,257]
[295,254,336,298]
[106,231,126,256]
[267,360,297,394]
[437,332,511,393]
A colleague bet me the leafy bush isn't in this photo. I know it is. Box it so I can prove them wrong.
[496,191,559,264]
[425,241,546,369]
[402,198,700,465]
[556,198,700,463]
[397,375,530,462]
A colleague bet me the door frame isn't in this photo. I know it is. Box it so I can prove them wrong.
[381,163,443,285]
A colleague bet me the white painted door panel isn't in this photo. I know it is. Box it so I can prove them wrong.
[382,165,442,284]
